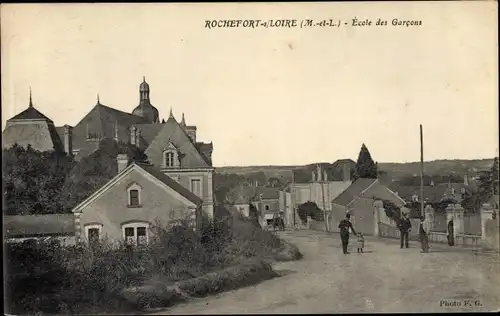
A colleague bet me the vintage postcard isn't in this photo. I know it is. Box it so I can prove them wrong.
[2,2,498,315]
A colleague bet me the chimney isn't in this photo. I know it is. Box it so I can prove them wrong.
[129,125,137,145]
[316,165,322,182]
[311,170,316,182]
[464,174,469,186]
[117,154,130,174]
[185,126,197,143]
[63,124,73,156]
[342,162,350,182]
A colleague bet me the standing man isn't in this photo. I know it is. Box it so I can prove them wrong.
[419,214,430,253]
[397,213,412,248]
[338,213,356,254]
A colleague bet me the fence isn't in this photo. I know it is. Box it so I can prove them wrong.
[432,213,448,232]
[463,213,481,236]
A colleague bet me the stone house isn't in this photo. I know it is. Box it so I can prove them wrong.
[71,154,203,246]
[331,178,406,235]
[279,162,353,227]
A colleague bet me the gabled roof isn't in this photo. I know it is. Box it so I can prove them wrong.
[228,186,280,205]
[389,184,447,203]
[4,214,75,238]
[332,178,378,206]
[72,162,202,213]
[145,115,211,168]
[139,163,203,205]
[8,106,53,122]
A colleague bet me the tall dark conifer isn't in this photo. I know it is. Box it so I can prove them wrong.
[354,143,378,180]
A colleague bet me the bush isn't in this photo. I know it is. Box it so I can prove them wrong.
[4,215,301,315]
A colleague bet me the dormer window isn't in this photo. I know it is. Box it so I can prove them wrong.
[127,182,142,208]
[165,152,175,167]
[162,142,180,168]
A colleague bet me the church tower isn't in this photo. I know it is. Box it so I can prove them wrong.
[132,76,160,123]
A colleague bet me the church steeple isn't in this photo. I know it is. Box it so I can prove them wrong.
[132,77,159,123]
[29,87,33,108]
[139,76,150,101]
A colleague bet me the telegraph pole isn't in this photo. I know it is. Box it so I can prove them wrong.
[292,170,296,229]
[320,164,328,231]
[420,124,425,218]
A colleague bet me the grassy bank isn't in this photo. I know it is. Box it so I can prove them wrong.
[4,215,302,315]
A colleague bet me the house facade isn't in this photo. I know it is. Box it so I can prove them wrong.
[331,178,406,235]
[226,185,281,227]
[72,155,203,245]
[280,164,352,227]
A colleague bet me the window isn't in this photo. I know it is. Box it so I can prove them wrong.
[122,222,149,246]
[126,182,142,208]
[129,190,139,206]
[190,178,202,198]
[265,205,270,211]
[84,224,103,246]
[162,142,180,168]
[165,152,175,167]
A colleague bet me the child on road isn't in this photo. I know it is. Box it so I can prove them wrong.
[357,232,365,253]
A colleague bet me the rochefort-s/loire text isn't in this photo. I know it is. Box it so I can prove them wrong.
[205,20,298,29]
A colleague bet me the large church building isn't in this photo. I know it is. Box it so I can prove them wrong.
[3,78,215,220]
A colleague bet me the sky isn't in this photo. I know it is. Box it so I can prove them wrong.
[1,2,498,167]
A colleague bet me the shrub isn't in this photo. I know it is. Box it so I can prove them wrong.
[4,215,300,315]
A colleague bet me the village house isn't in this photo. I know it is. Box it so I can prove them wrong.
[390,175,475,205]
[71,155,203,246]
[227,185,281,227]
[330,178,407,235]
[279,160,354,227]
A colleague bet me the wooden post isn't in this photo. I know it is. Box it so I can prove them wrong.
[320,165,328,231]
[420,124,425,218]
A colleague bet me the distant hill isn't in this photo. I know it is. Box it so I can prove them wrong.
[215,158,495,182]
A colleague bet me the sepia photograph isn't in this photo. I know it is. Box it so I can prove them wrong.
[2,2,499,315]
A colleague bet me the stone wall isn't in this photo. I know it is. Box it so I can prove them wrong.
[481,204,499,250]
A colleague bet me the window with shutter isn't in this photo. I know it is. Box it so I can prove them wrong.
[129,189,139,206]
[190,178,202,198]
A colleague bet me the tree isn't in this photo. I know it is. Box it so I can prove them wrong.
[382,199,401,221]
[463,157,499,211]
[267,177,283,188]
[354,143,378,180]
[297,201,323,222]
[59,138,148,212]
[213,173,247,203]
[3,144,75,215]
[248,202,261,227]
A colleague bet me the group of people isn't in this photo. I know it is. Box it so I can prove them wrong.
[337,211,431,254]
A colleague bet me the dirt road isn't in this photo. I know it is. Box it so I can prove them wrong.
[149,230,500,314]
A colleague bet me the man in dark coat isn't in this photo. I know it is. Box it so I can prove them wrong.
[397,213,412,248]
[338,213,356,254]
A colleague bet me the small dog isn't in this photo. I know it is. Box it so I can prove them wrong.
[357,232,365,253]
